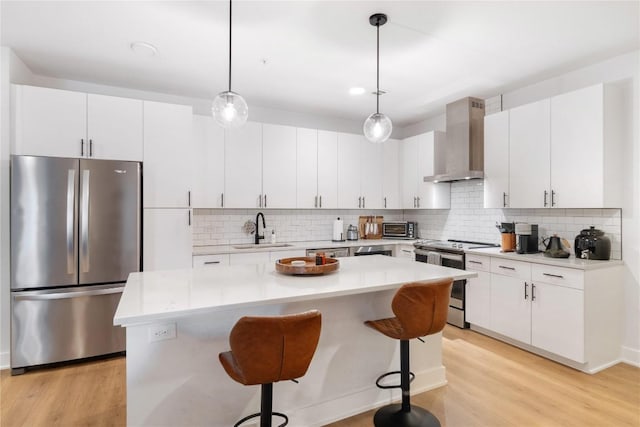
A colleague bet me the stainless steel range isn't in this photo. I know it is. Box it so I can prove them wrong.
[414,239,498,328]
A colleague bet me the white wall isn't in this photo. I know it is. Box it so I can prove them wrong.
[0,47,11,368]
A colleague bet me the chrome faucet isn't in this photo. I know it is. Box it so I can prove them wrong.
[255,212,266,245]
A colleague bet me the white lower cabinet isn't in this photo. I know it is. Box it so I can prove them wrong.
[395,244,415,261]
[229,252,270,265]
[465,255,491,329]
[143,209,192,271]
[192,254,230,268]
[490,271,531,344]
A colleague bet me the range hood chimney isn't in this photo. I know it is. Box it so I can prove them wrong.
[424,97,485,183]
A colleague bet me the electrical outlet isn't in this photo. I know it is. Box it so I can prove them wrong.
[148,323,177,342]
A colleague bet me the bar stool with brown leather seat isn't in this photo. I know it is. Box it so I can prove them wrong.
[365,279,453,427]
[219,310,322,427]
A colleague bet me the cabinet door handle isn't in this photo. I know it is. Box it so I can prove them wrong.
[468,260,483,265]
[531,283,536,301]
[498,265,516,270]
[314,195,318,208]
[358,196,361,208]
[413,197,417,208]
[89,139,93,157]
[542,273,564,279]
[204,261,220,265]
[384,197,387,208]
[188,210,191,226]
[188,190,191,207]
[503,192,507,208]
[551,190,556,207]
[319,195,322,208]
[401,249,412,253]
[80,139,85,156]
[362,196,365,209]
[543,190,548,207]
[264,194,267,208]
[524,282,529,300]
[221,193,224,208]
[259,195,262,207]
[417,196,420,208]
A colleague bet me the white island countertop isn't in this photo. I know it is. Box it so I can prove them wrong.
[114,255,474,326]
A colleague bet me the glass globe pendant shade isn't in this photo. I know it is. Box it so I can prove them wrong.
[363,112,392,143]
[212,91,248,128]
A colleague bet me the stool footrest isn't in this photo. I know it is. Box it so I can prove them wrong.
[234,411,289,427]
[375,370,416,390]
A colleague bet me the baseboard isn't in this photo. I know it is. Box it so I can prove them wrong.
[0,350,10,370]
[621,346,640,367]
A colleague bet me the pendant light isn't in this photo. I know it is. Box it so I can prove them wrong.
[363,13,392,143]
[212,0,248,128]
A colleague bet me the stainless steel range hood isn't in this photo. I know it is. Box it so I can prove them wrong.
[424,97,485,183]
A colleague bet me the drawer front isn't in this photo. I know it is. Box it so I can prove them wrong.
[192,254,229,268]
[532,264,583,290]
[491,257,531,280]
[466,254,490,272]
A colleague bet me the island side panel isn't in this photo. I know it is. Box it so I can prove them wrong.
[124,289,446,426]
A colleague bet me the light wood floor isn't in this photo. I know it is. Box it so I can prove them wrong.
[1,326,639,426]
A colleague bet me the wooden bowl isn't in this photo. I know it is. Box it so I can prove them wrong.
[275,257,339,275]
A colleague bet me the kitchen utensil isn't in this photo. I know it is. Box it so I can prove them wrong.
[500,233,516,252]
[347,224,359,241]
[574,226,611,260]
[515,223,539,254]
[542,234,570,258]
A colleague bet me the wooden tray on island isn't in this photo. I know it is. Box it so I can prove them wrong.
[275,257,339,275]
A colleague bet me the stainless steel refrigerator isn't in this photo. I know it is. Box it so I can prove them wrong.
[10,155,141,374]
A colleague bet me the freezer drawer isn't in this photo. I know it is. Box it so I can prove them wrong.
[11,284,126,370]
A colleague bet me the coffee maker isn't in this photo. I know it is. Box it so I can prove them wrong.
[515,223,539,254]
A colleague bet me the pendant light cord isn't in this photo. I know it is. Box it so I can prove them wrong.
[228,0,232,92]
[376,22,380,114]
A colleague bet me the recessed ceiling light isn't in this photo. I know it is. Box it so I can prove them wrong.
[130,41,158,57]
[349,87,366,95]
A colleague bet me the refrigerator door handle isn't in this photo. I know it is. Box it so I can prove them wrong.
[81,169,90,273]
[66,169,76,275]
[13,286,124,301]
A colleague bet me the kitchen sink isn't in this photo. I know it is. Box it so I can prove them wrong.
[232,243,294,249]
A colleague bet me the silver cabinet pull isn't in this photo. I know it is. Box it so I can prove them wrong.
[401,249,412,253]
[204,261,220,265]
[413,196,417,208]
[264,194,267,208]
[221,193,224,208]
[384,197,387,208]
[362,196,365,209]
[468,260,482,265]
[188,190,191,207]
[66,169,76,274]
[417,196,420,208]
[319,195,322,208]
[551,190,556,207]
[543,273,564,279]
[358,196,362,208]
[80,139,85,156]
[503,192,507,207]
[544,190,548,207]
[498,265,515,270]
[314,195,318,208]
[80,169,90,273]
[188,210,191,226]
[531,283,536,301]
[259,195,262,207]
[89,139,93,157]
[524,282,529,300]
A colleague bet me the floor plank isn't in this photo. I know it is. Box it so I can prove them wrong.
[1,327,638,426]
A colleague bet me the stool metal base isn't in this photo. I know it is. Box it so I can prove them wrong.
[373,404,440,427]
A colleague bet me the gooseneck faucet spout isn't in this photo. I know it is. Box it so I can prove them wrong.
[255,212,266,244]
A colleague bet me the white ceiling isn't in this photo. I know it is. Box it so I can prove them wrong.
[2,1,639,127]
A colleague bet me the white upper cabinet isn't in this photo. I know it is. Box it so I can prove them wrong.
[550,83,622,208]
[382,139,401,209]
[224,122,263,208]
[13,85,87,158]
[262,124,297,208]
[508,99,551,208]
[12,85,143,161]
[417,131,450,209]
[337,133,363,209]
[192,115,225,208]
[296,128,318,209]
[360,141,383,209]
[483,110,510,208]
[87,94,143,161]
[400,135,419,208]
[316,130,338,209]
[143,101,194,208]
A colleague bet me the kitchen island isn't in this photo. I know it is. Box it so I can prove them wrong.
[114,255,475,427]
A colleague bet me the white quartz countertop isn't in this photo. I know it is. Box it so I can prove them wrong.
[465,247,623,270]
[114,255,474,326]
[192,239,417,256]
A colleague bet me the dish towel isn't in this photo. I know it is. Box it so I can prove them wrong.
[427,251,442,265]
